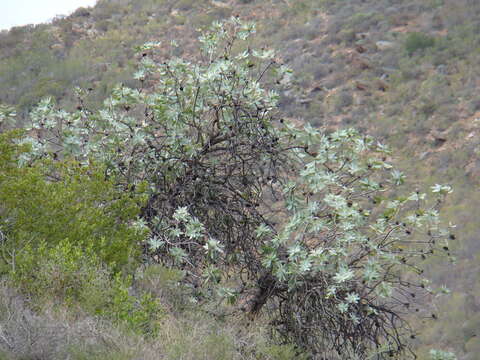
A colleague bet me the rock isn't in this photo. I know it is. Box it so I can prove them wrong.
[211,0,231,8]
[299,97,313,105]
[375,40,395,50]
[419,151,430,160]
[51,43,64,50]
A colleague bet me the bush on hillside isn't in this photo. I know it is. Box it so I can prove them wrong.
[11,239,163,336]
[0,131,147,272]
[7,18,456,359]
[405,32,435,55]
[0,131,164,335]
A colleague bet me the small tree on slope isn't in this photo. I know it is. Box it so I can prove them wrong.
[5,17,455,359]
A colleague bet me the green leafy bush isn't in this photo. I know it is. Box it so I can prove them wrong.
[10,238,162,335]
[11,239,102,306]
[0,131,147,272]
[102,274,163,336]
[0,131,163,335]
[405,32,436,55]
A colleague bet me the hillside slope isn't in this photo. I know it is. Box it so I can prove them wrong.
[1,0,479,358]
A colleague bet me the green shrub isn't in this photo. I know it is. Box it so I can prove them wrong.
[405,32,435,55]
[103,273,164,336]
[0,131,164,335]
[11,239,102,306]
[0,131,147,272]
[10,238,163,336]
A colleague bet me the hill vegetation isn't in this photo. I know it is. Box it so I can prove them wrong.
[0,0,479,359]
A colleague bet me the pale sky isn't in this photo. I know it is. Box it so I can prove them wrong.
[0,0,98,31]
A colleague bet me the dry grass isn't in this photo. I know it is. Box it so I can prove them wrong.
[0,280,296,360]
[0,282,138,359]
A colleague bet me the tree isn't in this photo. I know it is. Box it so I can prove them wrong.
[6,17,455,359]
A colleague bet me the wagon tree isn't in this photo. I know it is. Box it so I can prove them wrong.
[9,17,455,359]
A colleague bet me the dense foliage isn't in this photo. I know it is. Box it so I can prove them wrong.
[1,18,457,359]
[0,130,164,337]
[0,131,146,271]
